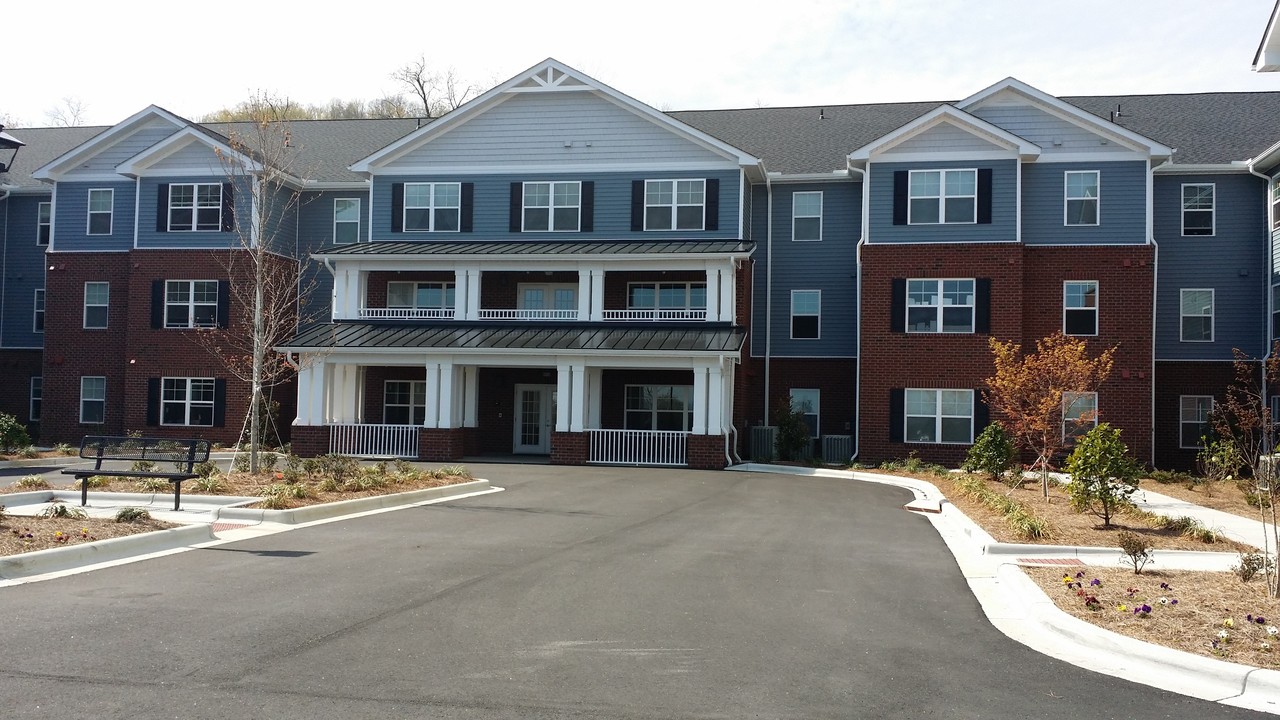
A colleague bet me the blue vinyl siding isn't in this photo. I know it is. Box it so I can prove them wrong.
[136,176,252,249]
[1154,173,1267,359]
[51,181,135,252]
[1,195,49,348]
[370,170,740,241]
[868,160,1015,243]
[262,184,299,257]
[297,190,369,327]
[750,181,860,357]
[1022,161,1147,245]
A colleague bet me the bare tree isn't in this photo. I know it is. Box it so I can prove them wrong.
[367,94,415,119]
[45,97,87,127]
[390,56,480,118]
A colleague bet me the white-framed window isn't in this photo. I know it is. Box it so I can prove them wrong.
[387,281,455,309]
[624,385,693,431]
[1180,395,1214,449]
[162,377,215,426]
[1181,183,1214,236]
[403,182,460,232]
[87,188,112,235]
[1180,288,1214,342]
[165,280,219,329]
[909,169,976,224]
[792,191,822,241]
[645,179,705,231]
[518,284,578,311]
[1064,170,1099,226]
[384,380,426,425]
[627,282,706,311]
[80,376,106,424]
[84,282,109,329]
[1062,391,1098,442]
[1063,281,1098,336]
[790,289,821,339]
[32,288,44,333]
[790,388,820,438]
[169,183,223,232]
[29,376,41,422]
[523,181,580,232]
[37,201,51,246]
[905,389,974,444]
[333,198,361,243]
[906,278,974,333]
[1273,185,1280,232]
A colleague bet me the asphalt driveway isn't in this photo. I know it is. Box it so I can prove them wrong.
[0,464,1264,718]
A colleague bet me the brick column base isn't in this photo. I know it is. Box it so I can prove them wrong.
[687,433,728,470]
[290,426,328,458]
[551,432,588,465]
[419,428,466,462]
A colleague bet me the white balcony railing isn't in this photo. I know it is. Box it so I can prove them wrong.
[329,424,419,458]
[360,308,455,320]
[588,429,688,466]
[476,309,580,321]
[600,309,708,321]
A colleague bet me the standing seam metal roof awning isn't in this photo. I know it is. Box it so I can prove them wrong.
[311,239,754,258]
[279,323,745,353]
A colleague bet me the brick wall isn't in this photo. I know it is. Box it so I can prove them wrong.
[599,369,695,429]
[365,271,454,309]
[477,367,556,454]
[290,425,327,457]
[687,433,728,469]
[602,270,707,310]
[419,427,466,461]
[480,271,579,310]
[1154,360,1240,470]
[0,350,43,435]
[550,431,587,464]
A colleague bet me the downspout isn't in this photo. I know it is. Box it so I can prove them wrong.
[1149,159,1167,467]
[1247,161,1275,450]
[763,174,774,428]
[848,162,868,462]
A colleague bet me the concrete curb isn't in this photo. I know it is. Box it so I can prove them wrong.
[210,479,489,524]
[0,524,215,580]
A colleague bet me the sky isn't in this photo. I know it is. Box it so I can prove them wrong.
[4,0,1278,127]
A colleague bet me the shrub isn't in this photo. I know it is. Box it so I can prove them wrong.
[392,459,417,476]
[1234,552,1274,583]
[17,446,39,459]
[320,454,360,484]
[1066,423,1141,528]
[14,475,50,489]
[134,478,170,492]
[773,403,811,461]
[962,424,1017,482]
[131,460,157,473]
[1147,469,1193,485]
[55,442,76,456]
[194,460,221,479]
[1116,531,1155,574]
[115,507,151,523]
[0,413,32,453]
[232,453,252,473]
[259,452,279,473]
[40,503,88,519]
[81,476,111,488]
[285,453,305,474]
[1198,438,1243,484]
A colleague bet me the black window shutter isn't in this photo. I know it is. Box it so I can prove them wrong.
[975,278,992,334]
[156,184,169,233]
[977,169,993,225]
[890,279,906,333]
[705,178,719,231]
[391,183,404,232]
[581,181,594,232]
[146,379,160,427]
[509,183,522,233]
[893,171,908,225]
[889,389,905,443]
[150,280,165,329]
[631,180,645,231]
[973,393,990,437]
[216,280,230,329]
[221,183,235,233]
[460,183,474,232]
[213,379,227,427]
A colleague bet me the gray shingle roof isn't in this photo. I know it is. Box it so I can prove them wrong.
[316,240,754,256]
[0,125,110,188]
[204,118,423,184]
[281,322,745,353]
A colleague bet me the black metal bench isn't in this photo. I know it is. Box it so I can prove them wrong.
[61,436,211,511]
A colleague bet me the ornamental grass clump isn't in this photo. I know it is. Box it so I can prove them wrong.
[952,473,1052,540]
[14,475,50,489]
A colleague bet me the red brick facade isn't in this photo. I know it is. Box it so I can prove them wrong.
[550,431,588,464]
[419,428,468,461]
[1153,360,1241,471]
[0,349,42,435]
[687,433,728,469]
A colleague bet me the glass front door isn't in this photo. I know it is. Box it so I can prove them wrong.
[513,384,557,454]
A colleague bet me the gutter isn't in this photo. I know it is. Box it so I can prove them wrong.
[1247,160,1276,445]
[847,162,869,462]
[764,174,774,428]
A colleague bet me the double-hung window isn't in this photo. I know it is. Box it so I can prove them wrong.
[645,179,705,230]
[624,385,693,431]
[169,183,222,231]
[790,290,821,339]
[162,377,215,426]
[1064,171,1099,225]
[37,202,51,245]
[88,189,113,235]
[790,388,820,438]
[84,282,109,329]
[33,289,44,333]
[905,389,974,444]
[80,376,106,424]
[387,281,455,312]
[1180,289,1214,342]
[1180,396,1214,449]
[1181,184,1214,236]
[909,169,975,224]
[907,279,974,333]
[1063,281,1098,336]
[1062,391,1098,441]
[628,282,707,319]
[165,280,219,328]
[523,182,580,232]
[29,377,42,422]
[792,191,822,241]
[384,380,427,425]
[334,198,361,243]
[404,182,460,232]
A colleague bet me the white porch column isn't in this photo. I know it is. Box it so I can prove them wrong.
[589,268,605,321]
[341,269,361,320]
[586,367,603,429]
[438,361,456,428]
[577,269,591,321]
[462,366,479,428]
[330,272,348,320]
[454,269,469,320]
[294,363,313,425]
[555,363,572,432]
[569,364,587,432]
[333,365,358,423]
[718,263,735,323]
[692,367,708,435]
[424,362,441,429]
[707,365,724,435]
[466,269,482,320]
[309,361,329,424]
[705,262,721,322]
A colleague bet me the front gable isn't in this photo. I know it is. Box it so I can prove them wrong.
[116,126,260,178]
[848,105,1040,164]
[32,106,188,182]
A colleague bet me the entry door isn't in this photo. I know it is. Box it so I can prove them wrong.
[513,384,557,454]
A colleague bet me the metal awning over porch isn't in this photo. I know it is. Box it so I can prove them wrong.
[312,239,754,260]
[279,323,745,354]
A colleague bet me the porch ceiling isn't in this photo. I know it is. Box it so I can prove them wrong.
[312,239,754,259]
[280,323,745,353]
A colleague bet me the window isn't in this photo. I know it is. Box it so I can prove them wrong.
[1062,391,1097,442]
[523,182,580,232]
[87,189,112,235]
[37,202,51,245]
[1180,396,1213,449]
[624,385,693,431]
[645,179,705,231]
[29,377,41,422]
[387,282,455,310]
[905,389,973,444]
[1063,281,1098,336]
[1181,184,1214,236]
[790,290,821,339]
[32,289,44,333]
[404,182,459,232]
[169,183,222,232]
[1180,289,1214,342]
[628,282,707,314]
[334,198,360,243]
[790,388,820,438]
[792,191,822,241]
[519,284,578,311]
[909,169,976,224]
[162,377,215,426]
[906,279,974,333]
[1064,171,1099,225]
[80,376,106,424]
[384,381,426,425]
[1273,185,1280,231]
[165,280,219,328]
[84,282,109,329]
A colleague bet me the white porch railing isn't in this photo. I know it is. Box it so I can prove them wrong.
[360,308,455,320]
[329,424,419,458]
[600,309,708,321]
[588,429,688,466]
[476,309,580,321]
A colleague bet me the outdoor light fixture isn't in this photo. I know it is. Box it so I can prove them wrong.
[0,125,23,173]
